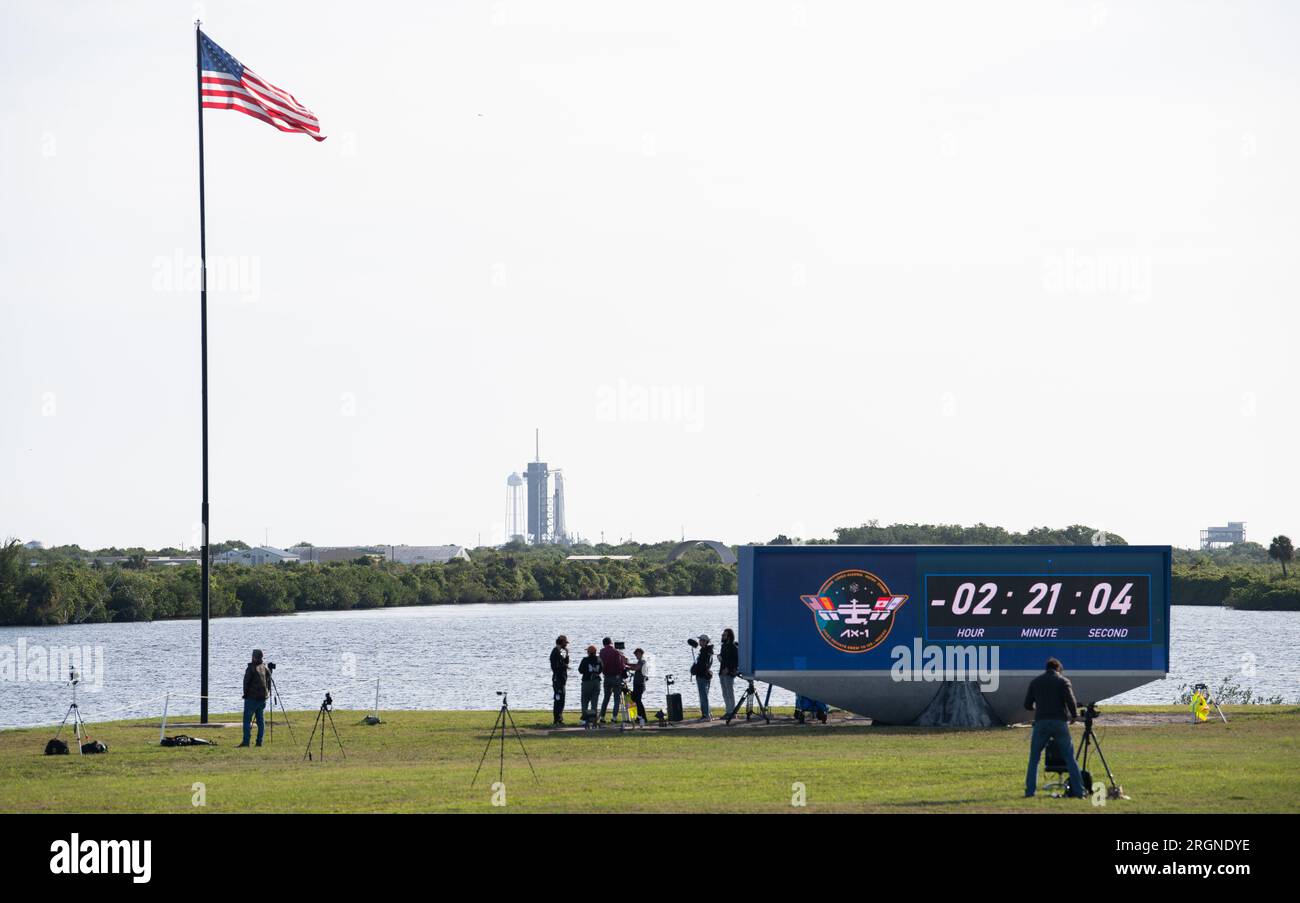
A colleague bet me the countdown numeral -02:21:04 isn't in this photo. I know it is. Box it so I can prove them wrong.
[946,580,1135,616]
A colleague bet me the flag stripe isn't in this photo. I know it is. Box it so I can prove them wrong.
[200,74,320,129]
[201,90,320,133]
[201,99,321,138]
[208,68,317,121]
[239,78,318,124]
[201,79,320,131]
[243,69,313,116]
[202,99,327,142]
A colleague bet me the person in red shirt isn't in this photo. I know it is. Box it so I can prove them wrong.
[597,637,627,723]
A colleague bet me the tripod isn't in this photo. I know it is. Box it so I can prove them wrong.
[266,672,295,744]
[303,693,345,761]
[55,672,88,754]
[617,678,641,731]
[724,676,771,725]
[1192,682,1229,723]
[472,692,538,786]
[1075,705,1119,797]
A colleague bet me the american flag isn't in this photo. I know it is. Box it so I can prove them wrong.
[199,31,325,141]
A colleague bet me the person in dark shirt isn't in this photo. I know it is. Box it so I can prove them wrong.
[627,647,650,724]
[577,644,602,727]
[718,628,740,718]
[691,634,714,721]
[1022,658,1085,798]
[549,635,570,726]
[239,649,270,748]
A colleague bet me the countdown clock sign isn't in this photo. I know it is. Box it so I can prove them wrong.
[923,574,1151,642]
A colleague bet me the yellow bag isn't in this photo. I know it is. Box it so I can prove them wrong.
[1191,691,1210,723]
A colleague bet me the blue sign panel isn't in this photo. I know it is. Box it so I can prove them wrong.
[739,545,1171,675]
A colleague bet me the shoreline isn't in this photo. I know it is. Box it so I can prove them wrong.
[0,591,738,630]
[4,597,1291,632]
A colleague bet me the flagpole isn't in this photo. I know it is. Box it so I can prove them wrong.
[194,20,211,725]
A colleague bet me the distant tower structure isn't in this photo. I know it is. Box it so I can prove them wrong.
[552,471,567,543]
[525,429,551,545]
[515,429,572,545]
[505,472,525,543]
[1200,522,1246,550]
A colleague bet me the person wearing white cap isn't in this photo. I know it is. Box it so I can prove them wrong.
[690,634,715,721]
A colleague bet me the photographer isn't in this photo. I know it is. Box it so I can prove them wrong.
[628,647,650,725]
[1023,658,1086,798]
[718,628,739,718]
[577,644,602,725]
[597,637,627,723]
[239,649,271,748]
[550,635,570,726]
[690,634,714,721]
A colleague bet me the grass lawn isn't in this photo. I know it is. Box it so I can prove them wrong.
[1,706,1296,813]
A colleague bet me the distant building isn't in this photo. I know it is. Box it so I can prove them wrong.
[1200,522,1246,550]
[287,544,469,564]
[217,546,300,566]
[23,540,44,550]
[385,545,470,565]
[89,556,130,568]
[287,545,379,563]
[146,557,202,567]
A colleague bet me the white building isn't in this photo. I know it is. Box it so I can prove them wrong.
[216,546,300,566]
[385,544,470,565]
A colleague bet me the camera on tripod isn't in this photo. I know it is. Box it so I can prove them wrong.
[1080,702,1101,721]
[304,692,344,761]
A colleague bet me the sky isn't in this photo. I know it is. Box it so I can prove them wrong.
[1,1,1297,552]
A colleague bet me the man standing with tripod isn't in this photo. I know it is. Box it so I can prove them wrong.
[1022,658,1085,798]
[239,649,271,748]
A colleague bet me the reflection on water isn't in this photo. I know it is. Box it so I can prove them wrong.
[1,597,1295,728]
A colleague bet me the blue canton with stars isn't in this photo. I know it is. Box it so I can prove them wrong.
[199,32,244,79]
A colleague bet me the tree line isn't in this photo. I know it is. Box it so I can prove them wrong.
[0,541,736,626]
[5,523,1295,626]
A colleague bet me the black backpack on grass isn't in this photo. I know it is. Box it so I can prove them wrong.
[161,735,213,747]
[44,738,69,756]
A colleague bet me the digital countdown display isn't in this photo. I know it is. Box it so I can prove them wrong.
[738,544,1171,724]
[924,574,1151,642]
